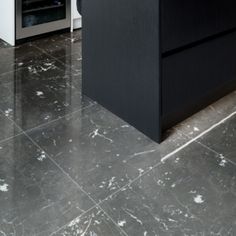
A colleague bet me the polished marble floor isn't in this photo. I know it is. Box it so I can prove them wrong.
[0,31,236,236]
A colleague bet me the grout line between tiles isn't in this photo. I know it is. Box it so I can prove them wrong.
[160,110,236,163]
[0,131,24,145]
[31,44,69,65]
[96,206,129,236]
[48,204,98,236]
[32,45,83,80]
[97,162,163,207]
[31,44,82,73]
[0,98,95,137]
[0,44,91,135]
[0,43,63,78]
[21,102,96,134]
[174,125,236,168]
[196,141,236,167]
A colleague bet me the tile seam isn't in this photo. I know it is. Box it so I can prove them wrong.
[0,103,95,136]
[161,111,236,163]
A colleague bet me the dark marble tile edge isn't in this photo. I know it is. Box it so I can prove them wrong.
[97,205,129,236]
[31,44,80,67]
[48,204,98,236]
[172,111,236,160]
[49,204,128,236]
[0,45,54,77]
[174,112,236,167]
[30,44,67,66]
[31,39,82,72]
[195,139,236,167]
[0,131,24,145]
[0,101,95,136]
[0,110,25,143]
[174,108,236,138]
[56,54,82,75]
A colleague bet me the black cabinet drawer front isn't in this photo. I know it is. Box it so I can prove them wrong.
[162,31,236,125]
[161,0,236,53]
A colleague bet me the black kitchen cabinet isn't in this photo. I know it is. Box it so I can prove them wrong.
[82,0,236,142]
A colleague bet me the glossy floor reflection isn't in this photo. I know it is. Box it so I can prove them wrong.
[0,31,236,236]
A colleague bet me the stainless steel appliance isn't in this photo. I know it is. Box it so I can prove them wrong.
[16,0,71,40]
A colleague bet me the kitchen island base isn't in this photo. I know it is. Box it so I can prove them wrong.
[82,0,236,143]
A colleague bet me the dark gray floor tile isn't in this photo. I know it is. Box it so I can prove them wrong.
[210,91,236,117]
[0,133,94,236]
[175,90,236,138]
[31,32,82,59]
[199,114,236,164]
[58,53,82,74]
[27,103,189,202]
[53,207,125,236]
[124,129,189,174]
[0,43,51,75]
[0,59,92,131]
[175,105,224,138]
[101,142,236,236]
[0,113,21,142]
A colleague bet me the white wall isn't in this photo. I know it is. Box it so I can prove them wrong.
[0,0,15,45]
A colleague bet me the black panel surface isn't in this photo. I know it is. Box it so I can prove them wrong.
[82,0,161,142]
[162,31,236,128]
[162,0,236,53]
[83,0,236,143]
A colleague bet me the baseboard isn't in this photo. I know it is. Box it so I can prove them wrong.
[73,18,82,29]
